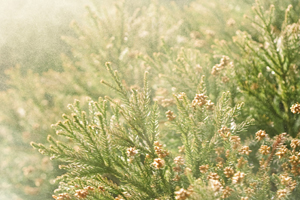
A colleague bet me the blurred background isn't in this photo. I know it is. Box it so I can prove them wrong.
[0,0,193,90]
[0,0,87,90]
[0,1,86,199]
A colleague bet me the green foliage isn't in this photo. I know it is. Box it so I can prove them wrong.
[2,0,300,199]
[216,0,300,137]
[31,63,300,199]
[31,63,251,199]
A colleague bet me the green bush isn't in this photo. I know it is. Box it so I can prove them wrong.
[1,0,300,199]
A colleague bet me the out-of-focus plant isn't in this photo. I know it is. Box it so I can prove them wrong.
[0,0,87,90]
[216,1,300,137]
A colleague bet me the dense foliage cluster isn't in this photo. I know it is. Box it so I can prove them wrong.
[1,0,300,199]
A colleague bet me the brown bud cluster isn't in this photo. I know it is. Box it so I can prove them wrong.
[277,189,287,198]
[126,147,138,157]
[207,172,220,181]
[289,152,300,176]
[192,93,207,107]
[154,141,169,158]
[178,145,185,153]
[291,103,300,114]
[84,186,94,191]
[166,110,176,121]
[52,193,71,200]
[291,165,300,176]
[279,173,294,189]
[222,76,230,83]
[206,100,214,110]
[174,187,193,200]
[289,155,299,165]
[174,156,185,165]
[239,146,252,156]
[245,187,254,196]
[211,56,232,76]
[218,126,231,140]
[224,167,234,178]
[237,157,248,168]
[230,136,241,149]
[225,150,230,158]
[255,130,267,141]
[216,161,223,169]
[221,186,233,199]
[282,163,290,171]
[216,157,224,163]
[177,92,186,100]
[152,158,165,169]
[259,158,265,168]
[98,186,105,191]
[275,146,288,159]
[74,189,89,199]
[173,156,185,172]
[184,167,192,175]
[259,145,271,155]
[199,164,209,173]
[215,147,224,155]
[291,139,300,149]
[173,174,181,181]
[115,195,125,200]
[232,171,245,184]
[209,179,222,191]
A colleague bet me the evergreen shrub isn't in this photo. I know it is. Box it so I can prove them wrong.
[1,0,300,199]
